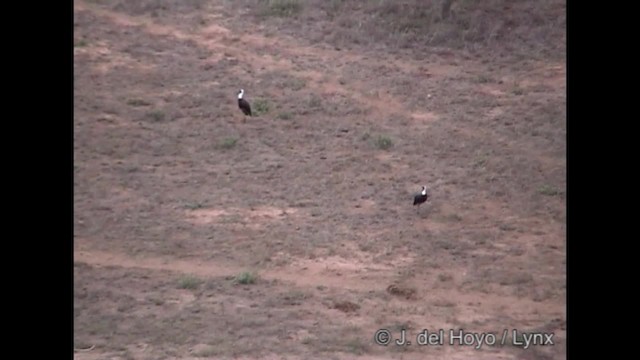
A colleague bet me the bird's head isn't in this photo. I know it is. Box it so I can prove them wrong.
[238,89,244,99]
[421,186,427,196]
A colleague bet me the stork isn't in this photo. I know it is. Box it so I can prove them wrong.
[413,185,429,212]
[237,89,252,119]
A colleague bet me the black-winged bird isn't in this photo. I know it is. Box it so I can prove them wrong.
[237,89,252,118]
[413,185,429,212]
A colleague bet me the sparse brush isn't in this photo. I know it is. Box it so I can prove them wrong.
[127,98,151,107]
[374,135,393,150]
[253,99,270,115]
[261,0,303,17]
[177,275,203,290]
[183,201,205,210]
[538,185,562,196]
[234,271,257,285]
[146,110,165,122]
[218,137,238,149]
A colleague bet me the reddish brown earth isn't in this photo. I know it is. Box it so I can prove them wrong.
[74,1,566,359]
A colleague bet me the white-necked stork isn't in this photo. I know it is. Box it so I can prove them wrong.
[237,89,252,117]
[413,185,429,211]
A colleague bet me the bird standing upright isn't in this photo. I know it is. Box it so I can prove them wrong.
[237,89,252,120]
[413,185,429,212]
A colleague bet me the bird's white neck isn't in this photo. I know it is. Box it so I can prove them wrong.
[238,91,244,100]
[421,188,427,196]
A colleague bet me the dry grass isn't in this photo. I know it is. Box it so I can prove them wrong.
[241,0,565,59]
[259,0,303,17]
